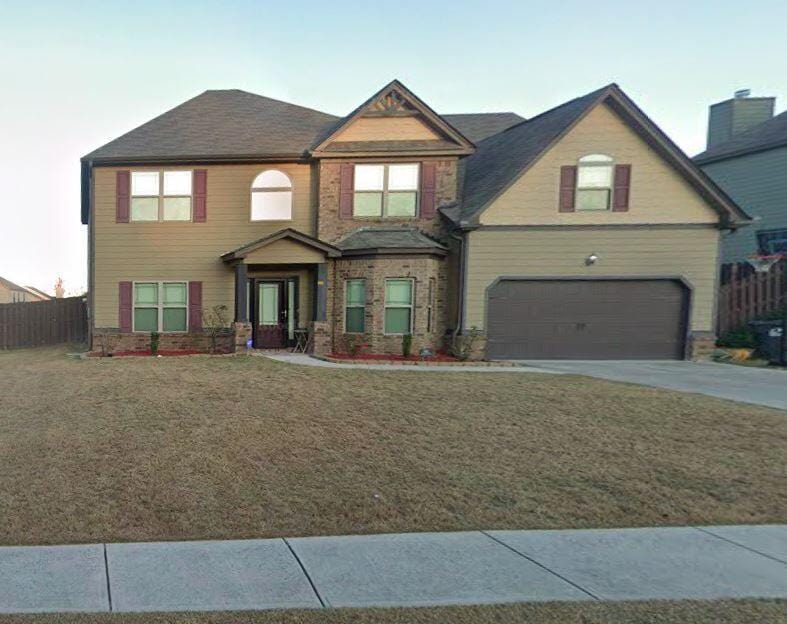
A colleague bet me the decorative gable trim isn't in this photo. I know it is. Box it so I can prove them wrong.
[311,80,475,156]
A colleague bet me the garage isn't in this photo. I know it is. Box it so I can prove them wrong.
[486,279,689,360]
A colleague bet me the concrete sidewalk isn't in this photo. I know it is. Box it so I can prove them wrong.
[262,352,561,373]
[0,525,784,613]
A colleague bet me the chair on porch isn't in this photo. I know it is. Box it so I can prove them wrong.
[292,328,311,353]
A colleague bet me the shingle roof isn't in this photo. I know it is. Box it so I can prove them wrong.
[0,276,24,291]
[442,113,525,143]
[457,86,609,224]
[337,227,447,253]
[82,90,340,162]
[694,109,787,164]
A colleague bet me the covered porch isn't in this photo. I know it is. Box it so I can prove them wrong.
[221,229,340,350]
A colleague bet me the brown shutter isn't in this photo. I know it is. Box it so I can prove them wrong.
[613,164,631,212]
[419,162,437,218]
[116,171,130,223]
[559,166,577,212]
[339,163,354,219]
[193,169,207,222]
[188,281,202,331]
[119,281,132,332]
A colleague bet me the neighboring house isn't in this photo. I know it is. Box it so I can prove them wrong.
[80,81,748,360]
[0,277,50,303]
[695,91,787,262]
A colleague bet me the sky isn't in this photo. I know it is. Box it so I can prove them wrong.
[0,0,785,294]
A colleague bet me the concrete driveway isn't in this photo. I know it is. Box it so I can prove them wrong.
[517,360,787,410]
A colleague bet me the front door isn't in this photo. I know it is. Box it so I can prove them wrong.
[255,280,287,348]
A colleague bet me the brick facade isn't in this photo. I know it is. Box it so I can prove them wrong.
[92,329,234,355]
[327,254,449,356]
[317,159,458,245]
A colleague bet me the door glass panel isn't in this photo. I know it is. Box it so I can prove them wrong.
[259,283,279,325]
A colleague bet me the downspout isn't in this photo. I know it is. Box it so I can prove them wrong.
[450,230,467,337]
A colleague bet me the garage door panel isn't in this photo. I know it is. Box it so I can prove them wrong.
[487,279,688,360]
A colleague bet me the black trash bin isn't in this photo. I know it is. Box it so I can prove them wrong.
[749,320,786,364]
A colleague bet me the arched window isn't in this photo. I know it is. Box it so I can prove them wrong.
[251,170,292,221]
[576,154,613,210]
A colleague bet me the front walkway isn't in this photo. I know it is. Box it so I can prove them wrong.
[1,525,784,613]
[261,352,561,374]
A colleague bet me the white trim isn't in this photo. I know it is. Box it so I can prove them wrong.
[130,170,193,222]
[250,169,293,221]
[352,163,419,218]
[131,280,189,333]
[344,278,366,334]
[383,278,415,336]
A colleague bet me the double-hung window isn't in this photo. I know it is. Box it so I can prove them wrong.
[131,171,192,221]
[384,279,414,335]
[576,154,613,211]
[133,282,188,332]
[354,164,419,217]
[344,279,366,333]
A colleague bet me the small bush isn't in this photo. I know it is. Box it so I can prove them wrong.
[150,332,160,355]
[716,328,756,349]
[402,334,413,358]
[448,327,481,361]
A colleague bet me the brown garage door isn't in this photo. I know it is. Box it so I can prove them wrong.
[487,279,689,360]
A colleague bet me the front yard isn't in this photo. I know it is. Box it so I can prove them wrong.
[0,347,784,546]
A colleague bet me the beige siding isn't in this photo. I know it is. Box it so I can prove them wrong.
[465,227,720,332]
[93,163,316,327]
[331,116,440,142]
[480,103,719,226]
[244,239,326,264]
[0,284,11,304]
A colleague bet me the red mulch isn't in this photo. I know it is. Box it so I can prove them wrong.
[329,352,459,362]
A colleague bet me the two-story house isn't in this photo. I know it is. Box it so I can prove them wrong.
[81,81,749,360]
[694,90,787,263]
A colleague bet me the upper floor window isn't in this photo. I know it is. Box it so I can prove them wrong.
[131,171,192,221]
[576,154,613,211]
[354,164,419,218]
[12,291,26,303]
[251,170,292,221]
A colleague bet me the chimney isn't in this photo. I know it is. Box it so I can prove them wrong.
[707,89,775,149]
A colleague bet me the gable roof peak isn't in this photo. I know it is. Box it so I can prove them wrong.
[311,79,475,153]
[457,82,749,228]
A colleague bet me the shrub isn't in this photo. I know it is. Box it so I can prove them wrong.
[150,332,160,355]
[202,305,230,353]
[716,328,756,349]
[447,327,481,361]
[402,334,413,358]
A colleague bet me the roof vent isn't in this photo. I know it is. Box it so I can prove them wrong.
[734,89,751,99]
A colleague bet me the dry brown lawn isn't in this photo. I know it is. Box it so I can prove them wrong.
[0,600,784,624]
[0,346,784,546]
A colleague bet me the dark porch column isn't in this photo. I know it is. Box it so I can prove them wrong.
[234,261,248,323]
[314,263,328,322]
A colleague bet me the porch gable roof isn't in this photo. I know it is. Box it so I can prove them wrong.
[221,228,341,263]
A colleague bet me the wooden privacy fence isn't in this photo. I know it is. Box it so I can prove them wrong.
[0,296,87,349]
[718,260,785,335]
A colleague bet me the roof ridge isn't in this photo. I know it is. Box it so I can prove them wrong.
[209,88,339,119]
[476,84,615,146]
